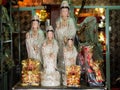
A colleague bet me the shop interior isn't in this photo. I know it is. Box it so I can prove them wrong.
[0,0,120,90]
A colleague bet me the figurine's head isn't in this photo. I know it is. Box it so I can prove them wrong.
[31,15,40,31]
[67,38,74,48]
[60,0,70,18]
[46,25,54,40]
[60,0,70,10]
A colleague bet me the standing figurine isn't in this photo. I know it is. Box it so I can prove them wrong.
[55,0,76,71]
[26,15,45,62]
[41,25,60,86]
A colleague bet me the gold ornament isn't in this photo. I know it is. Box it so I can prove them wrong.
[21,58,41,86]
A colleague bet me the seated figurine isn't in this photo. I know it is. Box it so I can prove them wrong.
[41,25,60,86]
[26,15,45,62]
[63,38,78,86]
[64,38,78,66]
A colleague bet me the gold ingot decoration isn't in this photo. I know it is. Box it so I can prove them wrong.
[66,65,81,87]
[21,58,41,86]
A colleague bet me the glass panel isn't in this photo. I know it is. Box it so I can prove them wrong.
[19,11,32,60]
[109,9,120,88]
[12,10,20,66]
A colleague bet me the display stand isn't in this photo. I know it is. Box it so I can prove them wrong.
[12,81,106,90]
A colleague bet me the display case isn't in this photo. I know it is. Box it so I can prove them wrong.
[12,0,120,90]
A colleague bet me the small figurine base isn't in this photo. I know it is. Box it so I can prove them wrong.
[41,80,60,87]
[41,71,60,87]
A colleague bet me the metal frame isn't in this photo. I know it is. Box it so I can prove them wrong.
[0,5,3,76]
[19,6,45,17]
[105,7,110,90]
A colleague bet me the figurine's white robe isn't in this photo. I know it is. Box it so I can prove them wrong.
[41,39,60,86]
[26,30,44,62]
[63,45,78,85]
[64,46,78,67]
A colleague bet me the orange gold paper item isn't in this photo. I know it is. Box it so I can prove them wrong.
[66,65,81,87]
[21,58,40,86]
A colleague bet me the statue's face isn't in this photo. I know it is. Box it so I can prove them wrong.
[31,21,39,31]
[61,8,69,17]
[47,31,54,40]
[68,39,73,48]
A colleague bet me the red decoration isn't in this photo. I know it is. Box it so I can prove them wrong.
[1,0,7,5]
[87,68,93,73]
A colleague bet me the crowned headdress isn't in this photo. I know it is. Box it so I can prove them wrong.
[60,0,70,9]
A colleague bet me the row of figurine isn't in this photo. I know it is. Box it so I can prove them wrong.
[21,43,104,87]
[21,44,104,87]
[21,0,104,87]
[22,24,104,87]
